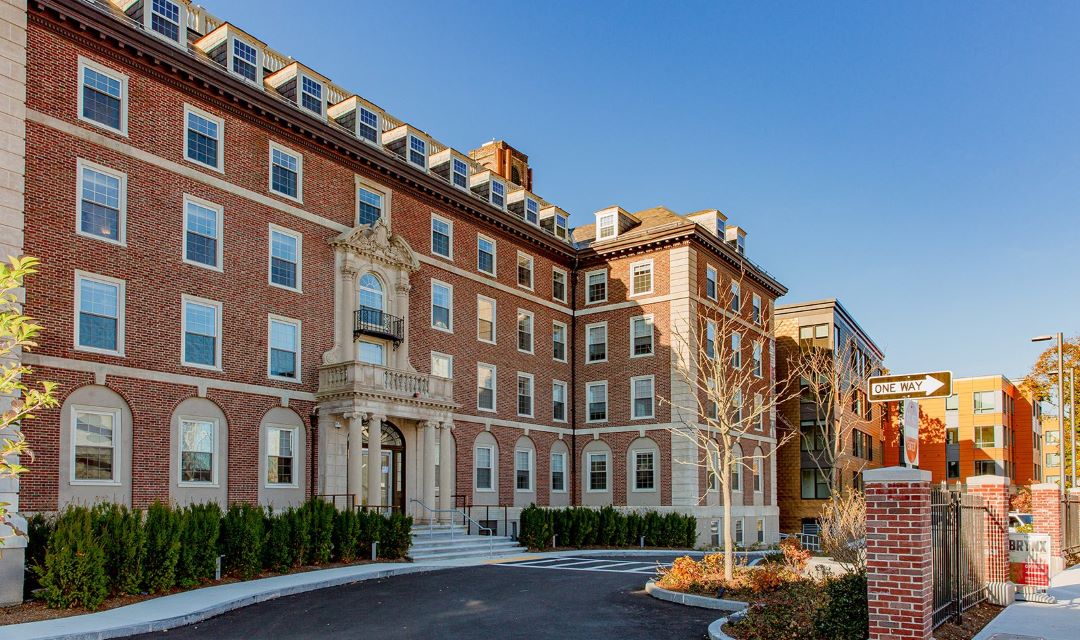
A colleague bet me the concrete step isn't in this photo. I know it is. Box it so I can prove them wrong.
[409,533,527,561]
[411,543,528,562]
[411,535,517,550]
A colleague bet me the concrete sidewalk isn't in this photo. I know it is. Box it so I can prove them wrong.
[973,565,1080,640]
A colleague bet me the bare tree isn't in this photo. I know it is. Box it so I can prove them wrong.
[661,271,802,582]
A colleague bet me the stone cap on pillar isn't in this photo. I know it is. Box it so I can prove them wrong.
[967,475,1010,487]
[1031,483,1061,492]
[863,466,931,483]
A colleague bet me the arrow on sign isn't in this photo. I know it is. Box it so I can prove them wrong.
[868,371,953,402]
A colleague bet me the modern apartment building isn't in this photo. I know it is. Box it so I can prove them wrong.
[882,376,1042,485]
[1041,414,1062,486]
[5,0,788,567]
[774,299,886,535]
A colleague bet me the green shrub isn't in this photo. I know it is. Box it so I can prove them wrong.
[357,509,381,559]
[597,506,618,547]
[519,505,554,550]
[378,512,413,559]
[221,503,264,579]
[813,571,868,640]
[24,512,54,597]
[287,505,311,567]
[36,506,108,610]
[731,577,820,640]
[332,508,360,563]
[263,509,294,573]
[626,512,643,546]
[143,502,181,594]
[177,503,221,588]
[518,507,697,550]
[643,511,663,546]
[305,498,335,565]
[91,503,145,595]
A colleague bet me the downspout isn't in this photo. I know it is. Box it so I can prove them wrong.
[309,408,319,500]
[570,254,579,506]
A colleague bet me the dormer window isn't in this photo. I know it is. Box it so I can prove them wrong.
[300,76,323,116]
[597,212,617,240]
[554,213,568,239]
[408,136,427,169]
[525,198,539,226]
[358,107,380,144]
[736,235,746,254]
[231,38,259,83]
[149,0,183,44]
[452,158,469,189]
[490,180,505,208]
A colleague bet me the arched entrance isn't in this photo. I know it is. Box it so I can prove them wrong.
[366,420,405,511]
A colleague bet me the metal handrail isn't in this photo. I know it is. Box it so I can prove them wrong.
[410,499,494,557]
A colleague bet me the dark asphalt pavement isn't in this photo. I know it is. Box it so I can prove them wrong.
[130,558,716,639]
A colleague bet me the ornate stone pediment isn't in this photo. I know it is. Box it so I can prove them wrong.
[331,218,420,271]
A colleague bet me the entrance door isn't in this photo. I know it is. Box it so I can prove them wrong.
[365,421,405,512]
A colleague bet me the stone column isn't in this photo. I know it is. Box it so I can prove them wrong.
[337,265,358,363]
[439,422,455,517]
[966,475,1013,605]
[346,413,364,507]
[422,420,438,516]
[864,467,932,640]
[367,414,384,509]
[1032,482,1063,576]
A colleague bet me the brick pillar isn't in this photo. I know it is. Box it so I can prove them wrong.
[966,475,1014,605]
[864,467,933,640]
[1031,483,1063,575]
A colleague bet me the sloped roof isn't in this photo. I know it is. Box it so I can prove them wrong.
[571,206,690,248]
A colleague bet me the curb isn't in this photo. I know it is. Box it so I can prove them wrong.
[644,580,748,612]
[0,564,441,640]
[707,613,744,640]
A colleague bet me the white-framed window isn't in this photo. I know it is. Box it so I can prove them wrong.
[597,212,617,240]
[753,393,763,430]
[731,446,743,491]
[708,452,720,491]
[631,375,655,420]
[517,252,534,290]
[633,450,656,491]
[515,449,533,490]
[148,0,183,44]
[586,322,607,363]
[477,235,496,276]
[357,185,384,226]
[475,445,494,490]
[477,363,496,412]
[735,519,744,546]
[268,225,302,291]
[752,342,762,377]
[732,332,742,368]
[357,105,380,145]
[752,293,762,324]
[178,417,217,485]
[76,159,126,245]
[706,379,718,421]
[431,351,453,379]
[268,315,301,381]
[517,309,534,354]
[268,142,302,201]
[554,212,568,239]
[358,340,384,365]
[477,295,496,344]
[183,195,223,270]
[731,281,741,313]
[451,157,470,190]
[756,519,764,544]
[586,270,607,304]
[587,381,608,423]
[517,373,535,418]
[732,389,743,424]
[266,426,297,487]
[431,214,453,259]
[974,391,997,414]
[182,296,222,370]
[705,265,718,300]
[230,37,260,84]
[552,380,568,423]
[490,179,506,209]
[184,105,224,171]
[74,271,125,356]
[300,74,324,116]
[78,57,127,135]
[753,450,763,493]
[630,260,654,296]
[431,280,453,332]
[408,134,428,170]
[552,321,567,362]
[525,197,540,226]
[705,320,717,360]
[588,452,609,491]
[71,406,121,484]
[631,315,654,357]
[552,267,568,303]
[551,451,566,492]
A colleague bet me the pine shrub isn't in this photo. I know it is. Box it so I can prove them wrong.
[24,512,54,597]
[356,509,381,559]
[332,508,360,563]
[221,503,264,579]
[263,509,294,573]
[37,506,108,610]
[378,512,413,559]
[287,505,311,567]
[177,503,221,587]
[305,498,335,565]
[143,502,181,594]
[91,503,145,595]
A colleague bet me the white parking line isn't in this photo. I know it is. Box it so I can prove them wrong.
[494,557,667,575]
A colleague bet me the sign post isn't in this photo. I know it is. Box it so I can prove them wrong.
[868,371,952,468]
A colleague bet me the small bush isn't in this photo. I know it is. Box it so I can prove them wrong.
[356,510,381,559]
[91,503,145,595]
[263,509,294,573]
[177,503,221,587]
[287,505,311,568]
[378,512,413,559]
[142,502,181,594]
[332,508,361,563]
[813,571,868,640]
[731,578,821,640]
[519,505,553,549]
[305,498,336,565]
[779,536,811,573]
[518,507,696,550]
[221,503,264,579]
[24,512,54,597]
[36,506,109,610]
[656,555,725,595]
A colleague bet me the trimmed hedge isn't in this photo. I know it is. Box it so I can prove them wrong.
[27,499,412,610]
[519,505,696,550]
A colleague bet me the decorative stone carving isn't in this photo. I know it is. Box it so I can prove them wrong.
[332,217,420,272]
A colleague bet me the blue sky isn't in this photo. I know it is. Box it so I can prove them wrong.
[211,0,1080,379]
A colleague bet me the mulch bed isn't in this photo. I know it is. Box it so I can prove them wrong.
[933,601,1004,640]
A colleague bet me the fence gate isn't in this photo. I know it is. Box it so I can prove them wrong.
[931,488,988,629]
[1064,494,1080,557]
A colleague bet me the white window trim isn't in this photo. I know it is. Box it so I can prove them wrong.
[450,156,470,191]
[629,259,654,297]
[731,281,741,313]
[732,332,742,369]
[752,342,763,378]
[706,265,718,301]
[355,176,391,227]
[267,223,303,293]
[73,270,126,357]
[705,319,717,360]
[476,294,496,344]
[752,293,762,323]
[407,133,429,171]
[586,451,610,492]
[183,104,225,172]
[430,279,454,334]
[477,362,497,413]
[586,381,608,424]
[75,158,127,247]
[517,308,535,355]
[524,197,541,227]
[516,251,534,291]
[77,56,128,136]
[516,372,535,418]
[431,213,454,260]
[753,453,763,494]
[552,320,568,363]
[227,34,263,86]
[596,212,617,241]
[144,0,186,47]
[585,321,608,364]
[477,234,497,276]
[266,314,302,383]
[181,294,223,371]
[177,416,220,487]
[431,351,453,379]
[550,451,567,493]
[630,374,656,420]
[630,314,654,358]
[69,405,122,486]
[631,449,658,493]
[515,448,534,492]
[552,266,568,303]
[264,424,299,489]
[268,141,303,202]
[357,339,385,365]
[552,379,568,423]
[182,194,224,272]
[474,444,495,491]
[585,269,608,304]
[298,72,327,118]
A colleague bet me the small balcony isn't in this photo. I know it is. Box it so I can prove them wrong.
[317,361,454,407]
[354,307,404,345]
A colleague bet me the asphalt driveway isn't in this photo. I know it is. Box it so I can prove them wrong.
[130,555,717,639]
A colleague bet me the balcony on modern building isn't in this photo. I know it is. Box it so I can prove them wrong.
[354,307,404,345]
[317,361,454,407]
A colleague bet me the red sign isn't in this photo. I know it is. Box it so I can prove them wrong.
[1009,533,1051,588]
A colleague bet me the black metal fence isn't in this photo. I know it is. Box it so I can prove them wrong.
[1064,494,1080,556]
[931,488,988,629]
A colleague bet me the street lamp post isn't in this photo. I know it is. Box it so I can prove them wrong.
[1033,333,1065,494]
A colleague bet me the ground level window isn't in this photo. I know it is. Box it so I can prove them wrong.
[266,426,295,486]
[588,453,608,491]
[180,419,215,484]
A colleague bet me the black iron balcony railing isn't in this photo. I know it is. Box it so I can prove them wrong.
[354,306,404,344]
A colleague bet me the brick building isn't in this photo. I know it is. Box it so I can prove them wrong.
[6,0,788,556]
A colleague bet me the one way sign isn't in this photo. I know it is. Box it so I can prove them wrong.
[868,371,953,403]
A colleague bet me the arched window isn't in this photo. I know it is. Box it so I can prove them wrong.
[358,273,384,316]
